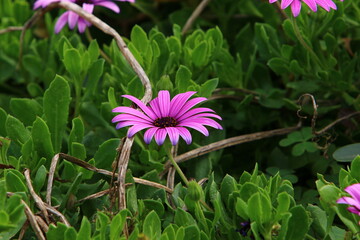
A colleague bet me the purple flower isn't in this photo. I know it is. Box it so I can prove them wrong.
[111,90,222,145]
[337,183,360,218]
[33,0,135,33]
[269,0,343,17]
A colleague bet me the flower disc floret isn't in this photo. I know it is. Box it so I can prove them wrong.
[112,90,222,146]
[154,117,178,128]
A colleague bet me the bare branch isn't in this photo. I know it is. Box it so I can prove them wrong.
[182,0,211,35]
[22,199,46,240]
[0,26,23,34]
[24,169,50,224]
[161,125,301,175]
[46,153,60,205]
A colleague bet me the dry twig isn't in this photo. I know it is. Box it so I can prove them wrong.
[161,125,301,175]
[0,26,23,34]
[24,169,50,224]
[182,0,211,35]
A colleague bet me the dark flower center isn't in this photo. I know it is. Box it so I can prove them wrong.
[153,117,178,128]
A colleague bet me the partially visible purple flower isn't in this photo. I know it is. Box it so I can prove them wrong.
[33,0,135,33]
[337,183,360,220]
[111,90,222,146]
[269,0,343,17]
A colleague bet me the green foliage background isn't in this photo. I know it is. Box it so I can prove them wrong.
[0,0,360,239]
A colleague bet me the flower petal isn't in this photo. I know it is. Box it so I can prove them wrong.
[347,207,360,215]
[157,90,171,117]
[169,91,197,117]
[54,12,69,34]
[291,0,302,16]
[122,95,157,120]
[177,127,192,145]
[175,97,207,119]
[149,98,161,119]
[177,108,220,122]
[337,196,360,210]
[95,1,120,13]
[178,122,209,136]
[112,107,153,122]
[345,184,360,203]
[154,128,167,145]
[281,0,294,9]
[303,0,317,11]
[181,118,223,130]
[68,11,79,29]
[166,127,180,145]
[77,18,88,33]
[112,114,151,124]
[127,124,152,138]
[115,121,135,129]
[144,127,159,144]
[83,3,94,13]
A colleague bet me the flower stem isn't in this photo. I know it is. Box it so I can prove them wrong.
[166,149,189,186]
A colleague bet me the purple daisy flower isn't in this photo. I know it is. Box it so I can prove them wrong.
[111,90,222,145]
[337,183,360,219]
[33,0,135,33]
[269,0,342,17]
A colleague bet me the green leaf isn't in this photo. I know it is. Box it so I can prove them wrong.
[192,42,208,67]
[143,210,161,240]
[235,198,249,219]
[43,75,71,153]
[65,227,77,240]
[184,225,200,240]
[110,210,128,240]
[22,54,43,77]
[199,78,218,98]
[267,57,289,74]
[47,223,69,240]
[84,59,104,100]
[76,217,91,240]
[96,212,110,240]
[59,173,82,212]
[350,156,360,181]
[284,206,309,240]
[175,65,192,93]
[6,171,27,193]
[68,118,84,151]
[247,192,272,224]
[0,107,7,136]
[163,225,176,240]
[275,192,290,220]
[108,87,118,109]
[88,40,100,63]
[5,115,30,145]
[32,117,55,163]
[333,143,360,162]
[10,98,43,126]
[307,205,326,238]
[63,49,82,77]
[34,165,47,193]
[131,25,149,53]
[94,138,120,170]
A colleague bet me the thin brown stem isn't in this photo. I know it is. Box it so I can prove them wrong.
[0,26,23,34]
[24,169,50,224]
[182,0,211,35]
[161,125,301,175]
